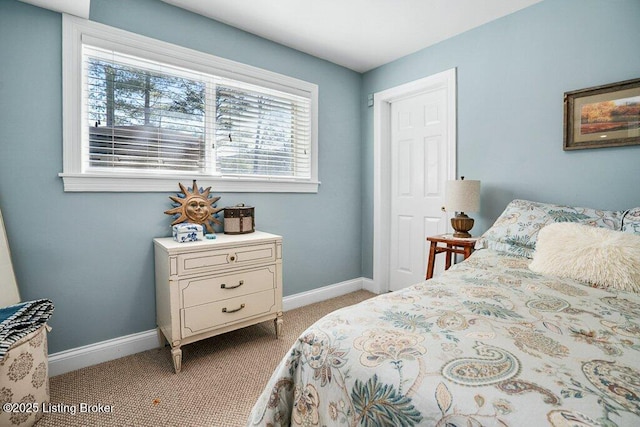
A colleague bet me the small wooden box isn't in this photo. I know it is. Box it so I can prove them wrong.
[224,205,255,234]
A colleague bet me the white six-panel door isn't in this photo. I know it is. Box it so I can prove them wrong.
[389,88,449,291]
[372,68,456,295]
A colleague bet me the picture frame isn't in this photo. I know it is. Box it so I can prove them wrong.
[563,78,640,150]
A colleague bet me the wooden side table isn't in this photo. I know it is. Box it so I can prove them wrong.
[426,234,478,279]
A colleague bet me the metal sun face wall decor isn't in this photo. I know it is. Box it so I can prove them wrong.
[164,180,223,233]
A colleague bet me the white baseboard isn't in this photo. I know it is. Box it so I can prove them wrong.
[48,277,374,376]
[48,329,160,377]
[282,277,368,311]
[361,277,376,294]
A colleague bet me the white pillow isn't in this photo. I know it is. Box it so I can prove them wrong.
[529,222,640,293]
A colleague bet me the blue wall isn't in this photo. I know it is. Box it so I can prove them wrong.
[1,0,639,355]
[0,0,362,353]
[361,0,640,277]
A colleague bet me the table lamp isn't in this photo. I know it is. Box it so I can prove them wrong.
[445,176,480,238]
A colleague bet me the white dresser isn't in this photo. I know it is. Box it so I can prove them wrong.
[154,231,283,373]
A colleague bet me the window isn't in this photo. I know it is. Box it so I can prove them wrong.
[61,15,318,192]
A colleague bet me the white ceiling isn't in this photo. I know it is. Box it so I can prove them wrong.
[18,0,90,18]
[161,0,543,72]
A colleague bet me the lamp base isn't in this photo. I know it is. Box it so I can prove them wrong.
[451,213,474,238]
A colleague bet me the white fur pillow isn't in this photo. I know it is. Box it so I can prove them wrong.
[529,222,640,293]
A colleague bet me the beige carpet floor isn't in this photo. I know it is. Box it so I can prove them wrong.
[37,290,376,427]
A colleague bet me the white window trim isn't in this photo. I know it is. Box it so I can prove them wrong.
[61,14,319,193]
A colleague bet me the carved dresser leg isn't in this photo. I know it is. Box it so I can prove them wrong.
[171,347,182,373]
[274,313,283,338]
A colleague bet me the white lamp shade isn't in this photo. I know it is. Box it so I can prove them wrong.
[445,179,480,213]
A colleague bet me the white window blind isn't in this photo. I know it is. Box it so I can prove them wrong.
[215,81,311,179]
[62,15,318,192]
[83,46,311,179]
[84,46,210,174]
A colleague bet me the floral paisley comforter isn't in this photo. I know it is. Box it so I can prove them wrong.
[247,249,640,427]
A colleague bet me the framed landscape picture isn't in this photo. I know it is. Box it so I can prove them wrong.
[564,78,640,150]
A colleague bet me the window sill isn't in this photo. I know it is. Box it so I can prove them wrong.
[59,173,320,193]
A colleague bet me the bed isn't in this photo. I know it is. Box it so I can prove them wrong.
[247,200,640,427]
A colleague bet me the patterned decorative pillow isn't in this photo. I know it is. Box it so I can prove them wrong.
[622,207,640,234]
[475,199,625,258]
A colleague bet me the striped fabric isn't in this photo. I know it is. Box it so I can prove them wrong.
[0,298,54,362]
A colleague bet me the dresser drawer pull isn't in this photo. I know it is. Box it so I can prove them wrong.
[221,280,244,290]
[222,303,245,314]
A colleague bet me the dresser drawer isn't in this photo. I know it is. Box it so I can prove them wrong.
[179,266,276,308]
[180,289,276,338]
[175,242,276,276]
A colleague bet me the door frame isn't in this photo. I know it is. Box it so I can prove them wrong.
[372,68,457,293]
